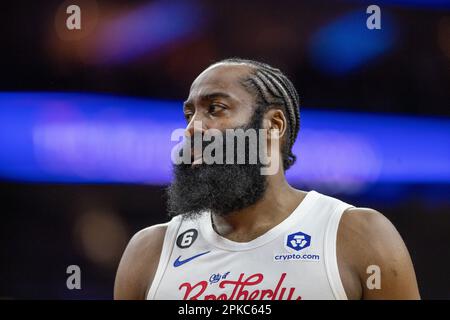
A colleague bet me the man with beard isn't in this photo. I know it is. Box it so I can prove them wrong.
[114,58,420,300]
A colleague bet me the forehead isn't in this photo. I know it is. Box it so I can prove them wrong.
[188,63,254,100]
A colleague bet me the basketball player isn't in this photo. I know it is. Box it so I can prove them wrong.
[114,59,420,300]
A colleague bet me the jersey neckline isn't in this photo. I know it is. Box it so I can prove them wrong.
[198,190,319,251]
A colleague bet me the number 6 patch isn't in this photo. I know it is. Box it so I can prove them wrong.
[176,229,198,249]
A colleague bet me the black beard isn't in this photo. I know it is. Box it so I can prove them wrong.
[166,110,267,219]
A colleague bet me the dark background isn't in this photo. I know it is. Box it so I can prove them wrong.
[1,0,449,299]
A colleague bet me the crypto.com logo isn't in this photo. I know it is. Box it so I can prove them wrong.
[286,231,311,252]
[170,121,280,175]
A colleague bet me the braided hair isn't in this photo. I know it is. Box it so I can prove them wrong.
[210,58,300,170]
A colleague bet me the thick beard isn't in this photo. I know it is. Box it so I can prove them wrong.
[166,110,267,220]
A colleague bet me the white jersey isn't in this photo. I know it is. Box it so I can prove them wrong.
[147,190,354,300]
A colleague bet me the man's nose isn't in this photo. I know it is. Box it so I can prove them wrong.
[185,116,207,139]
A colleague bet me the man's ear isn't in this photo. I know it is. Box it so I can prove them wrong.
[262,109,287,140]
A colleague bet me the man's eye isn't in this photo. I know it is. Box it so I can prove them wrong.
[208,104,224,114]
[184,112,193,121]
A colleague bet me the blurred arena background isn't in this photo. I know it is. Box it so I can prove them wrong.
[1,0,449,299]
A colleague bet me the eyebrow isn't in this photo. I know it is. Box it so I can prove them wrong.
[183,92,232,107]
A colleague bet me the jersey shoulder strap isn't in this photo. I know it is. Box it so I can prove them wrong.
[317,192,354,300]
[146,215,183,299]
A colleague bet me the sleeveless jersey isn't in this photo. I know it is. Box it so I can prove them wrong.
[147,190,354,300]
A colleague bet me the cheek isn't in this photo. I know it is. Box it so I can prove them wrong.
[260,118,271,130]
[229,107,255,127]
[208,110,253,131]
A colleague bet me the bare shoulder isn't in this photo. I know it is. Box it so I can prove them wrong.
[337,207,420,299]
[114,223,168,300]
[339,207,410,265]
[339,207,399,249]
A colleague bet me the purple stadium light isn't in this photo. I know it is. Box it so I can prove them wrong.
[0,92,449,194]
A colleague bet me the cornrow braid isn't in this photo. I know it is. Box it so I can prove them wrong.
[210,58,301,170]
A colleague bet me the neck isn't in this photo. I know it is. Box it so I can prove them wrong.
[211,172,307,242]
